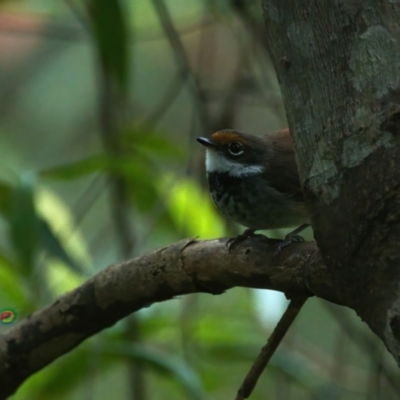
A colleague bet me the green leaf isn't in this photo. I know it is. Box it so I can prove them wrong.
[16,344,102,398]
[0,252,31,310]
[41,155,161,211]
[39,219,83,274]
[89,0,130,92]
[40,155,110,180]
[102,342,204,400]
[3,177,83,275]
[0,249,18,272]
[0,180,12,215]
[158,175,225,238]
[9,175,40,273]
[122,127,185,160]
[40,154,146,182]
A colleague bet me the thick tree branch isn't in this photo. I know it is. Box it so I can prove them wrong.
[0,237,326,399]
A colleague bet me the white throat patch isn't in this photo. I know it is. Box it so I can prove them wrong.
[205,149,264,178]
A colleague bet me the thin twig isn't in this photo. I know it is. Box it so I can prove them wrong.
[143,73,187,130]
[151,0,210,132]
[235,295,308,400]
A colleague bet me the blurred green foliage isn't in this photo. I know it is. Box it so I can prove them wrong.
[0,1,398,400]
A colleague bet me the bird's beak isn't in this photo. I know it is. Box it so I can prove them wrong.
[196,137,216,148]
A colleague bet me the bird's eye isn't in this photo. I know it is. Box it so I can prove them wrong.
[228,142,244,156]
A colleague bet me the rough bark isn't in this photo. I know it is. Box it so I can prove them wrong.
[0,237,324,399]
[262,0,400,363]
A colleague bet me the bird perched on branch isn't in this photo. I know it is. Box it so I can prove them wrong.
[197,128,310,251]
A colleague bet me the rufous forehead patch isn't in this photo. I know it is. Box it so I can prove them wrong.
[211,130,247,144]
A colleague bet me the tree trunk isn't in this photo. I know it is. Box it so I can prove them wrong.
[262,0,400,363]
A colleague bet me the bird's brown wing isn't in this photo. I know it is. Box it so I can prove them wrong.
[261,128,304,202]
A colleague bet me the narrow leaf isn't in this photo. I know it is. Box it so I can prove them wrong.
[89,0,130,92]
[0,180,12,215]
[40,155,110,180]
[39,219,83,274]
[9,175,40,273]
[102,342,204,400]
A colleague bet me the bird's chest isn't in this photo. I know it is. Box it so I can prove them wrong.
[207,172,255,223]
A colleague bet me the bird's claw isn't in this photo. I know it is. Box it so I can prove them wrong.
[275,234,305,254]
[226,229,256,253]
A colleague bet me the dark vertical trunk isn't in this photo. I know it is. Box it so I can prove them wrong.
[262,0,400,363]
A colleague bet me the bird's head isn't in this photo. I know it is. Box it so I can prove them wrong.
[196,130,269,178]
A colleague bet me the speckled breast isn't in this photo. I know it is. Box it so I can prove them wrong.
[207,172,256,228]
[206,171,309,230]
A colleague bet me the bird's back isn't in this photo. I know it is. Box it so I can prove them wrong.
[261,129,304,203]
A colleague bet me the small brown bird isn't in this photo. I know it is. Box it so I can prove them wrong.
[197,128,310,250]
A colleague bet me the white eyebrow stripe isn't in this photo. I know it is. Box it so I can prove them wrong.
[205,150,264,178]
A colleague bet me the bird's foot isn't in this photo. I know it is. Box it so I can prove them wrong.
[275,233,305,254]
[227,228,258,253]
[275,224,310,254]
